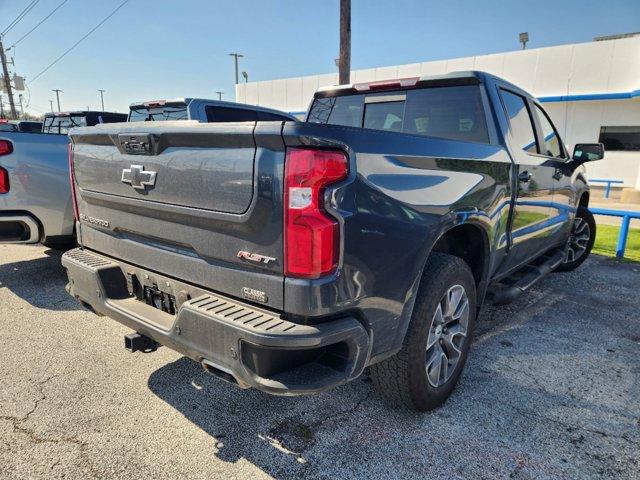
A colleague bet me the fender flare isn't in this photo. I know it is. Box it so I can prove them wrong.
[371,216,492,365]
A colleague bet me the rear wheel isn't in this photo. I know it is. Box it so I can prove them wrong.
[555,206,595,272]
[370,253,476,411]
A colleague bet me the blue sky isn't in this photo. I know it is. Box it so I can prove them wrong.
[1,0,638,115]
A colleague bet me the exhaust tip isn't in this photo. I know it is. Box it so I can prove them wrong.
[202,359,250,389]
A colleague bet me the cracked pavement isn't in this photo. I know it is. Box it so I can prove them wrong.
[0,244,639,479]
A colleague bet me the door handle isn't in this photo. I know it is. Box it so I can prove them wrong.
[518,171,532,183]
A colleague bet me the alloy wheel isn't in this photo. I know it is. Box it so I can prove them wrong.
[425,284,470,388]
[565,217,590,263]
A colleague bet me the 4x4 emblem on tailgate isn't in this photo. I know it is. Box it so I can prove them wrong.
[121,165,157,190]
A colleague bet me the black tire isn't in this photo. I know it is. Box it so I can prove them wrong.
[370,252,477,411]
[555,206,596,272]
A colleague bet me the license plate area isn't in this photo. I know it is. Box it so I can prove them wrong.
[142,285,176,315]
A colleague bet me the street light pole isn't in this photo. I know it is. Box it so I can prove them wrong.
[18,94,24,117]
[215,91,223,101]
[98,89,105,111]
[229,52,244,84]
[338,0,351,85]
[49,100,54,112]
[0,40,17,119]
[52,89,62,111]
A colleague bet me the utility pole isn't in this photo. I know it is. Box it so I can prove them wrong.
[339,0,351,85]
[49,100,54,112]
[229,52,244,84]
[52,89,62,111]
[0,39,17,119]
[215,91,223,101]
[98,89,105,111]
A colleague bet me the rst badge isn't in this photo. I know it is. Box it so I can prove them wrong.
[237,250,277,265]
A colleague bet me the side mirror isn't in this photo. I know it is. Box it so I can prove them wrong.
[572,143,604,163]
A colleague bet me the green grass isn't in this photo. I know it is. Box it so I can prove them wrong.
[593,224,640,262]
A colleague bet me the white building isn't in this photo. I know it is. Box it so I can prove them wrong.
[236,35,640,191]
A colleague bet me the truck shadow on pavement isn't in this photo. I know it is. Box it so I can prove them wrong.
[0,248,83,311]
[145,257,640,479]
[147,356,382,478]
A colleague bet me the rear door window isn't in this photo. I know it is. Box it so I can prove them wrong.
[256,112,291,121]
[500,90,538,154]
[205,106,257,122]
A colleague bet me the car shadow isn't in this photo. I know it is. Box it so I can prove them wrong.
[146,257,639,478]
[147,355,381,478]
[0,248,83,311]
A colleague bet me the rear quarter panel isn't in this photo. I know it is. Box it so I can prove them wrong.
[282,122,513,360]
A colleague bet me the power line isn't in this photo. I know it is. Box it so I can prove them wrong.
[28,0,131,85]
[1,0,41,37]
[7,0,69,50]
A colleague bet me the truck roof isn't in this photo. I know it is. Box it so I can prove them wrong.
[128,98,297,120]
[44,111,125,117]
[315,70,534,100]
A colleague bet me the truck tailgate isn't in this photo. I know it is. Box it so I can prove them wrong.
[69,121,286,309]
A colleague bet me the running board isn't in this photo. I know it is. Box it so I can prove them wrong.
[488,249,565,306]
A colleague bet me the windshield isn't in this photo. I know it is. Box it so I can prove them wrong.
[128,104,189,122]
[43,115,87,134]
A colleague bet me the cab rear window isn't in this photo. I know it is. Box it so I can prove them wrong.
[128,104,189,122]
[307,85,489,144]
[43,115,87,134]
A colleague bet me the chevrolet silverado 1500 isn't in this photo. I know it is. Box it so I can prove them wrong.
[128,98,296,123]
[62,72,603,410]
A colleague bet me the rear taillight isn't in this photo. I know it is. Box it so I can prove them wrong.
[68,142,79,220]
[284,148,348,279]
[0,139,12,156]
[0,140,12,194]
[0,167,8,194]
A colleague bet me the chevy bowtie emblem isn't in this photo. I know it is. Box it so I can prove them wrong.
[121,165,157,190]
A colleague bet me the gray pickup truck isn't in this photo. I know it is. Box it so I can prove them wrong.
[128,98,296,123]
[0,111,127,247]
[63,72,604,411]
[0,103,291,247]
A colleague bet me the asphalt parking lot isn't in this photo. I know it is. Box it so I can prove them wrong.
[0,244,639,479]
